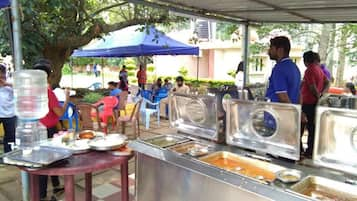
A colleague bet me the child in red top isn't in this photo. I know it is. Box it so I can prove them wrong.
[34,59,69,200]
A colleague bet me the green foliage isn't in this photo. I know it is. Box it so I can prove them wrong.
[227,69,236,79]
[127,71,135,77]
[62,63,72,75]
[254,23,306,40]
[82,92,104,104]
[183,77,234,88]
[75,88,110,98]
[106,58,124,67]
[147,64,155,72]
[123,58,137,66]
[178,66,188,77]
[125,64,137,71]
[249,43,266,55]
[0,0,185,81]
[122,58,137,70]
[216,23,239,41]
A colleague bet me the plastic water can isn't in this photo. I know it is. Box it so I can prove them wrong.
[13,70,49,120]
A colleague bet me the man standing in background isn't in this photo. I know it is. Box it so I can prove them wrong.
[266,36,301,104]
[300,51,329,158]
[0,64,16,153]
[119,65,128,84]
[136,64,146,91]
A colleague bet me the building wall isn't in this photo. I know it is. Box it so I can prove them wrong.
[153,42,305,84]
[153,51,209,78]
[213,48,242,81]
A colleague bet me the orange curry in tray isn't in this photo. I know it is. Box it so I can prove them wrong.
[200,154,277,181]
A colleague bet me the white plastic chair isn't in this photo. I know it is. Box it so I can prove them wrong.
[140,98,160,129]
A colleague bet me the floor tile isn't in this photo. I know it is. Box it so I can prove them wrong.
[93,183,120,199]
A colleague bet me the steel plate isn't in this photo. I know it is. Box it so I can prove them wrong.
[290,176,357,201]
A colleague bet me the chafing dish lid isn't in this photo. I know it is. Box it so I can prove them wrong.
[170,93,220,141]
[313,106,357,175]
[226,100,301,160]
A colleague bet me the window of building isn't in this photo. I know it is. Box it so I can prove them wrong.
[251,57,264,72]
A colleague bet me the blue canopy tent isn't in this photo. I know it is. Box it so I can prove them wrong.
[0,0,10,8]
[72,26,199,57]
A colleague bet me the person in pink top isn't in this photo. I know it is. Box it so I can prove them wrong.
[33,59,69,201]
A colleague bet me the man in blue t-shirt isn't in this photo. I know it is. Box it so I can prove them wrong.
[266,36,301,104]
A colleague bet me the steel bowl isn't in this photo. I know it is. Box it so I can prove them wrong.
[276,169,302,183]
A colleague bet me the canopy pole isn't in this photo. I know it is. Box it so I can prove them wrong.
[196,56,199,81]
[10,0,22,70]
[101,58,105,88]
[11,1,28,200]
[242,23,249,88]
[70,58,73,88]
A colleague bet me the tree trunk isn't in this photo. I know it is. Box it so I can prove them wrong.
[326,24,336,75]
[43,45,73,88]
[137,56,148,69]
[318,24,332,63]
[335,27,348,87]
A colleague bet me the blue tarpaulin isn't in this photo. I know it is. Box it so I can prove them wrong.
[0,0,10,8]
[72,26,199,57]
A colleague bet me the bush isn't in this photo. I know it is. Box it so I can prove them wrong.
[124,58,136,66]
[62,64,72,75]
[75,88,110,98]
[182,77,234,88]
[82,92,104,104]
[227,69,236,78]
[147,64,155,72]
[127,71,135,77]
[125,64,137,71]
[178,66,188,77]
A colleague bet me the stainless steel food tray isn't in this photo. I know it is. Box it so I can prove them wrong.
[290,176,357,200]
[3,146,72,167]
[169,141,213,157]
[141,134,191,148]
[198,151,285,182]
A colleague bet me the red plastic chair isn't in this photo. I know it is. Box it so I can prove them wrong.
[328,87,344,95]
[91,96,119,133]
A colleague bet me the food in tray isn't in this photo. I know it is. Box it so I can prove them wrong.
[199,151,285,182]
[291,176,357,201]
[170,142,211,156]
[303,184,354,201]
[79,130,96,139]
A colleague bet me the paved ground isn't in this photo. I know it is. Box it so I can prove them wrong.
[0,118,175,201]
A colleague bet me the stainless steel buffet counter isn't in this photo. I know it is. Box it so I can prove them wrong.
[129,136,357,201]
[130,94,357,201]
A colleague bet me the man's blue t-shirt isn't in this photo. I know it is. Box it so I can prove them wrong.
[110,88,122,97]
[265,58,301,104]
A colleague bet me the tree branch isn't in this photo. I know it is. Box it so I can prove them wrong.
[60,15,168,48]
[89,2,128,19]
